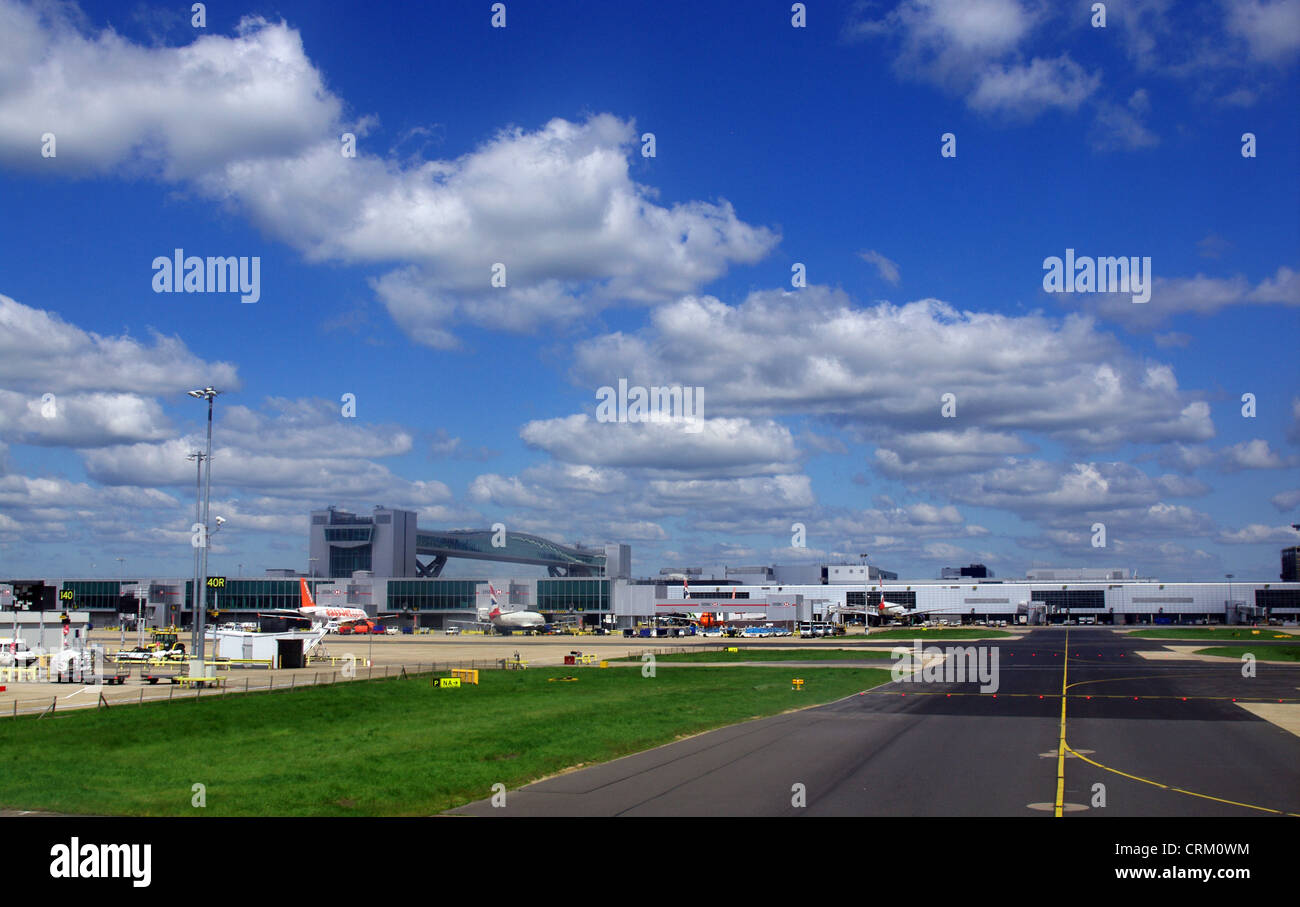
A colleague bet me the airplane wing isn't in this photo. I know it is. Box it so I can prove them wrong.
[254,610,314,626]
[883,603,943,615]
[833,603,940,614]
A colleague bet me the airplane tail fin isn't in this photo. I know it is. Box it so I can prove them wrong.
[300,578,316,609]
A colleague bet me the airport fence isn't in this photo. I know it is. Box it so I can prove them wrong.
[0,637,845,719]
[620,643,832,660]
[0,658,540,720]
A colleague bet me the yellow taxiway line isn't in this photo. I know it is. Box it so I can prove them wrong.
[1062,742,1299,817]
[1055,628,1069,817]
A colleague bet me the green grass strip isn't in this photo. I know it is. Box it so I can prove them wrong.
[863,628,1015,640]
[1126,628,1297,640]
[614,647,893,662]
[0,666,890,817]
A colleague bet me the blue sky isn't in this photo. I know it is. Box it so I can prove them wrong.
[0,0,1297,582]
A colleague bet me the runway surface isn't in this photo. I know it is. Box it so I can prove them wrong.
[451,627,1300,816]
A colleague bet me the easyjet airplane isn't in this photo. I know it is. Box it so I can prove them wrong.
[258,578,372,630]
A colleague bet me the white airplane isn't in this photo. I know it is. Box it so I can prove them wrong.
[833,600,934,625]
[484,584,546,633]
[258,579,372,629]
[299,578,371,625]
[861,574,928,622]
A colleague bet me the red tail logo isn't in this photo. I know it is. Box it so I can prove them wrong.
[300,578,316,609]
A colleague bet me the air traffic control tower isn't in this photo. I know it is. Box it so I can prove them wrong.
[308,506,623,579]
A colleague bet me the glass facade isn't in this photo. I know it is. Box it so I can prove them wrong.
[387,580,478,611]
[326,512,372,525]
[536,579,610,612]
[324,527,372,542]
[416,533,475,552]
[847,590,918,609]
[185,579,324,611]
[60,580,129,611]
[1032,590,1106,611]
[1257,589,1300,610]
[329,544,372,577]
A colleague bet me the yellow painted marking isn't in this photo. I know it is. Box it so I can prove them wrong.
[1063,742,1300,817]
[1055,628,1069,817]
[1065,671,1222,692]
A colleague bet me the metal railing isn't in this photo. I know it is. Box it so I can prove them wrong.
[0,658,532,719]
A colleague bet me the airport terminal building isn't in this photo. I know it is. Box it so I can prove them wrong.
[2,507,1298,630]
[307,506,621,579]
[3,569,1298,632]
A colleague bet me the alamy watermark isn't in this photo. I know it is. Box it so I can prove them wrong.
[1042,248,1151,304]
[49,838,151,887]
[596,379,703,433]
[891,642,1000,693]
[152,248,261,303]
[1,645,106,683]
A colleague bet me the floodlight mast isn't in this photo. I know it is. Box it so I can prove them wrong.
[186,451,205,652]
[188,387,220,670]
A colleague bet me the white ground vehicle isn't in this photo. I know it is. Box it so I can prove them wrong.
[0,638,39,667]
[114,642,186,664]
[50,648,100,681]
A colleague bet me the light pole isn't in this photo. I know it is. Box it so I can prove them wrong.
[136,586,146,649]
[188,387,221,674]
[186,451,206,649]
[860,552,871,632]
[1225,574,1234,626]
[116,557,125,646]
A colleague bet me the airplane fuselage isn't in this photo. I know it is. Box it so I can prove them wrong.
[490,609,546,630]
[294,580,369,625]
[302,605,369,623]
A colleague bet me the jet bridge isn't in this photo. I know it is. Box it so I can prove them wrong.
[413,530,607,577]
